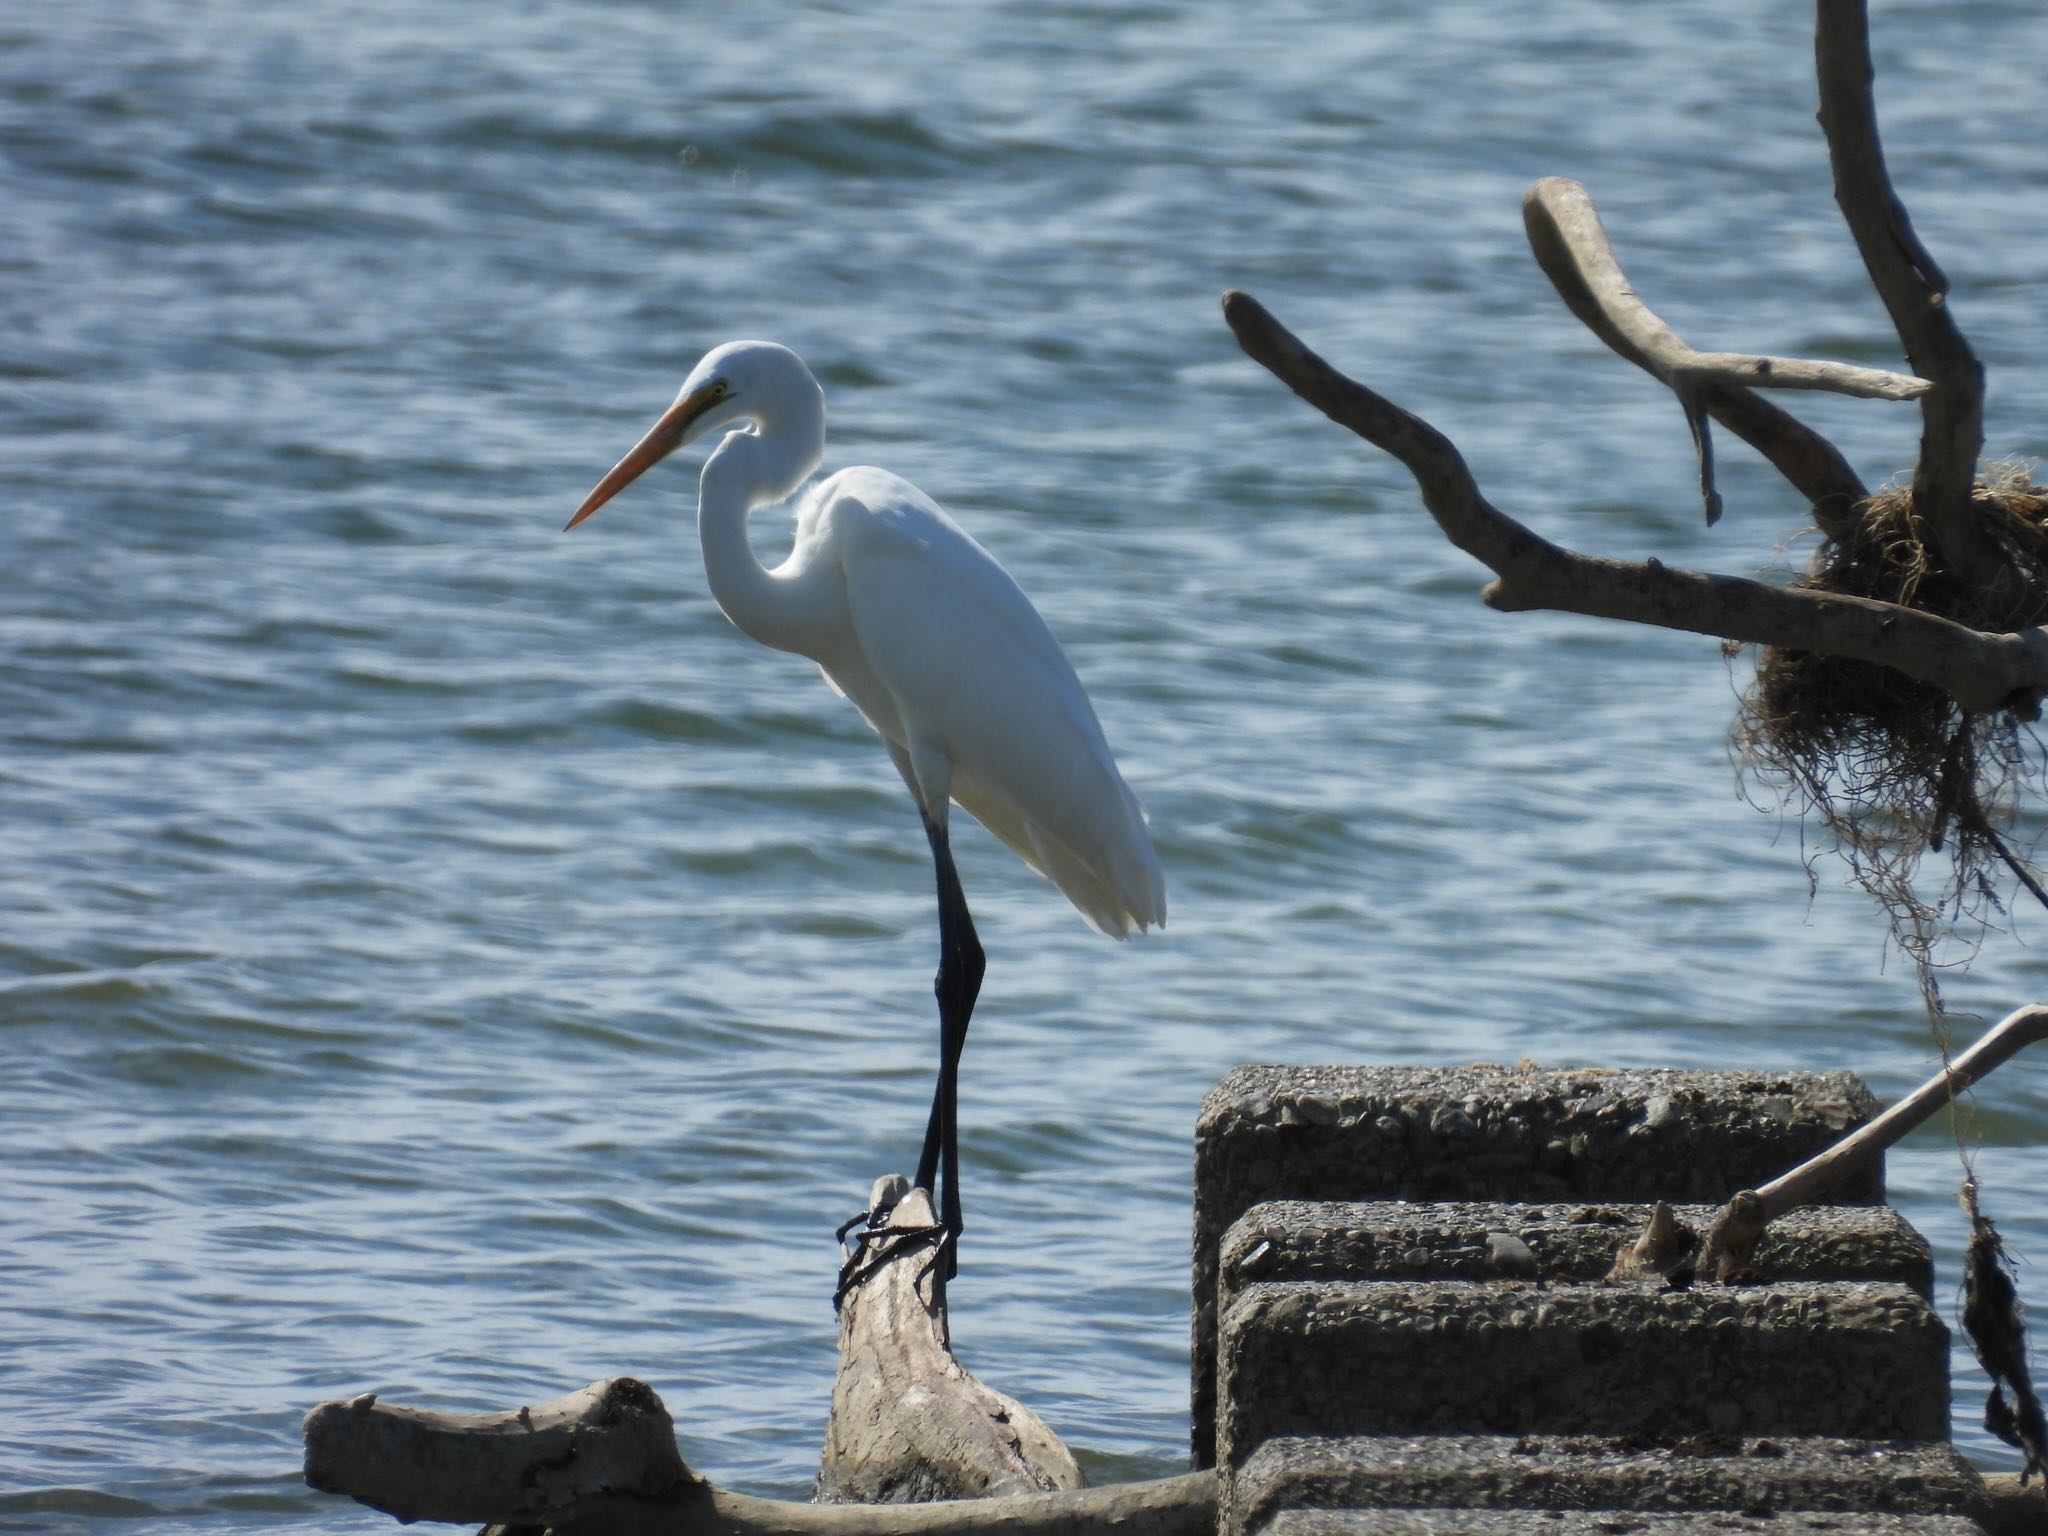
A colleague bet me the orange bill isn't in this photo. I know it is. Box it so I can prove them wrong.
[565,386,716,530]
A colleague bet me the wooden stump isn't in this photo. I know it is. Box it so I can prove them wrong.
[818,1176,1083,1503]
[297,1170,1190,1535]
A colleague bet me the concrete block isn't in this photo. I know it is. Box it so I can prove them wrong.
[1192,1065,1882,1464]
[1260,1512,1984,1534]
[1229,1435,1986,1536]
[1216,1280,1948,1466]
[1217,1201,1935,1321]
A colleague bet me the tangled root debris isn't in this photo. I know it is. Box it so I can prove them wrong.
[1962,1175,2047,1482]
[1736,466,2048,988]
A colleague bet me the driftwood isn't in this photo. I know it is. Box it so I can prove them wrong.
[1521,176,1883,535]
[302,1375,1211,1536]
[300,1175,1195,1535]
[1222,0,2044,720]
[1696,1003,2048,1279]
[302,1378,692,1528]
[1811,0,1998,593]
[1221,288,2048,720]
[820,1177,1082,1502]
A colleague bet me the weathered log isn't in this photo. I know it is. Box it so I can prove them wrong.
[1813,0,1996,589]
[538,1472,1216,1536]
[302,1373,1212,1536]
[302,1174,1152,1534]
[302,1377,694,1528]
[819,1176,1082,1502]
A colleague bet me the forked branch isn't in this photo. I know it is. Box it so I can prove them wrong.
[1813,0,1994,584]
[1221,288,2048,718]
[1522,178,1930,407]
[1522,177,1901,534]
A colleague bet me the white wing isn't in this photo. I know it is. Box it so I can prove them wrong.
[806,467,1165,938]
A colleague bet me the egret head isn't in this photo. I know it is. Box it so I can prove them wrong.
[565,340,821,530]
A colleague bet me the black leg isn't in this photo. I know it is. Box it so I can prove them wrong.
[835,810,984,1315]
[915,811,983,1287]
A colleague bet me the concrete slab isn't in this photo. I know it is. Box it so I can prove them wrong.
[1216,1280,1948,1465]
[1192,1065,1882,1464]
[1259,1511,1984,1534]
[1217,1201,1934,1315]
[1229,1434,1985,1536]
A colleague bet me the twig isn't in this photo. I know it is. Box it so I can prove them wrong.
[1697,1004,2048,1278]
[1220,288,2048,719]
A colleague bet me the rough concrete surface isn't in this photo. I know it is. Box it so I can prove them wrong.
[1228,1434,1985,1535]
[1258,1511,1984,1534]
[1216,1280,1948,1464]
[1217,1200,1934,1312]
[1192,1065,1883,1465]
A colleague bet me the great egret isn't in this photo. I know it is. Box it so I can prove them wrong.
[566,340,1164,1298]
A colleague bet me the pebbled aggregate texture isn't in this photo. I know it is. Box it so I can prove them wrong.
[1192,1065,1883,1465]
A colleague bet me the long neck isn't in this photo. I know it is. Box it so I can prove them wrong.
[696,415,826,656]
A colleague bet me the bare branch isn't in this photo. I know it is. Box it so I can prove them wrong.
[1698,1004,2048,1278]
[1221,288,2048,718]
[1525,180,1929,402]
[1522,176,1883,532]
[1676,355,1924,401]
[1813,0,1995,581]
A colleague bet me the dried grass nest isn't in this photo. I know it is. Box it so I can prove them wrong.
[1736,464,2048,952]
[1741,467,2048,1474]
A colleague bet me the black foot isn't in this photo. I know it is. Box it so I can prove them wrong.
[833,1218,947,1312]
[834,1207,878,1245]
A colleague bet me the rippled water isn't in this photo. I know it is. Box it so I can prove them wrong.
[5,2,2047,1529]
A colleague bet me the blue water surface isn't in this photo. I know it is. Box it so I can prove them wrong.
[4,2,2046,1529]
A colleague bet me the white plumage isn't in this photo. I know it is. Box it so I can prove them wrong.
[566,339,1162,1290]
[570,339,1163,937]
[806,464,1163,937]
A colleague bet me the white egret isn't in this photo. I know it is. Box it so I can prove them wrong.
[566,340,1164,1299]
